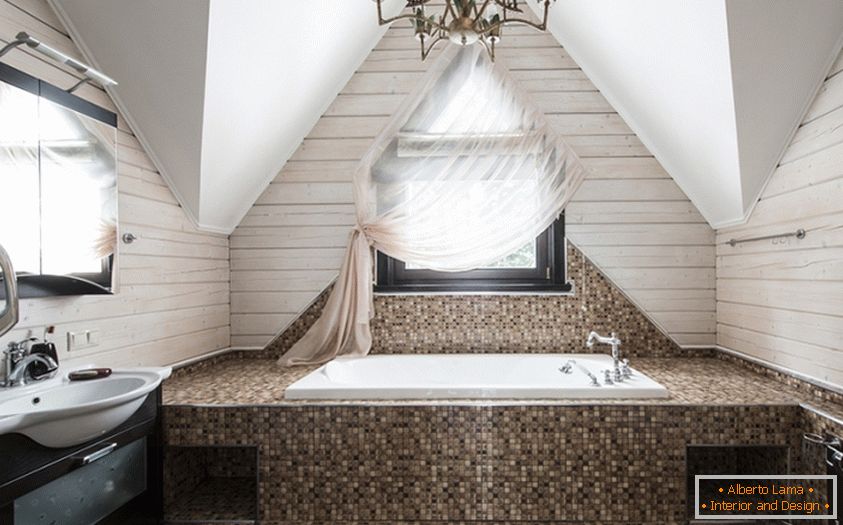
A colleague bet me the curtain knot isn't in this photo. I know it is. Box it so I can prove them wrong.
[354,223,374,245]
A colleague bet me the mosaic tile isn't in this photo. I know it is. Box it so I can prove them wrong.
[259,245,688,361]
[164,476,256,522]
[163,356,832,411]
[161,352,843,522]
[163,402,802,524]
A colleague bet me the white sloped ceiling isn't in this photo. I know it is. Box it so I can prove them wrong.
[536,0,843,227]
[49,0,843,231]
[49,0,403,233]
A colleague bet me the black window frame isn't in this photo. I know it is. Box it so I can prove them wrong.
[375,214,571,294]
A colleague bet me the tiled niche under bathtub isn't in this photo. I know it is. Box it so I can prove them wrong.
[163,445,259,524]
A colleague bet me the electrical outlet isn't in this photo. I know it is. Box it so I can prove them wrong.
[67,330,100,352]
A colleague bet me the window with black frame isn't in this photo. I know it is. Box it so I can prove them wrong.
[366,46,579,295]
[375,213,570,293]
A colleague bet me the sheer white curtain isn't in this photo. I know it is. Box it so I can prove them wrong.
[278,44,585,366]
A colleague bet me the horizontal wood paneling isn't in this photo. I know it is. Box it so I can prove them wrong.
[762,140,843,198]
[0,0,230,367]
[231,270,338,292]
[230,16,715,348]
[716,47,843,388]
[803,65,843,123]
[567,224,714,246]
[230,227,351,250]
[324,90,613,117]
[718,325,843,382]
[230,248,347,272]
[356,47,579,72]
[566,201,706,225]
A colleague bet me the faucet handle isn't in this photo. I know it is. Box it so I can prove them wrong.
[7,336,36,349]
[602,369,614,385]
[5,337,35,359]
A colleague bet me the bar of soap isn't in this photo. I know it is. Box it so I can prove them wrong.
[68,368,112,381]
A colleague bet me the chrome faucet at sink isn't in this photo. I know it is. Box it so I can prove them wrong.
[2,337,59,387]
[586,331,630,383]
[0,243,173,447]
[0,243,58,387]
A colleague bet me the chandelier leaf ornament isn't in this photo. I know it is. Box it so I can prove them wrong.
[375,0,556,61]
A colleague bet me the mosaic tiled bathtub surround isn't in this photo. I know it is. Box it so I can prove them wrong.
[163,403,802,524]
[264,245,685,360]
[162,355,843,524]
[164,357,838,409]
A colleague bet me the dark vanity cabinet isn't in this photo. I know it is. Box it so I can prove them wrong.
[0,389,162,525]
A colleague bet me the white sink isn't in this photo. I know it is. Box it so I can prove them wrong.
[0,367,171,448]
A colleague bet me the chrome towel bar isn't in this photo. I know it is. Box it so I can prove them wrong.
[728,228,805,247]
[0,32,117,92]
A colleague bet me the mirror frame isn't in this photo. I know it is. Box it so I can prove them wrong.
[0,62,118,298]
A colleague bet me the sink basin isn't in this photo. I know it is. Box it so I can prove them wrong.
[0,367,171,448]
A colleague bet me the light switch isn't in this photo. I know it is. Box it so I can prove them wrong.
[67,329,101,351]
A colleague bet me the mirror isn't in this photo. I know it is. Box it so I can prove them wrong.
[0,64,117,297]
[0,255,6,323]
[0,266,4,311]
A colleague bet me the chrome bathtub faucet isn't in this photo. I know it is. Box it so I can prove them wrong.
[621,358,632,379]
[571,360,599,387]
[586,331,624,383]
[560,359,600,387]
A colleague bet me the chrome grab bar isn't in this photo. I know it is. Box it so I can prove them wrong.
[728,228,805,247]
[0,243,19,339]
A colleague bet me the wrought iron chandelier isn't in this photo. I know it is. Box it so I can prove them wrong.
[375,0,556,61]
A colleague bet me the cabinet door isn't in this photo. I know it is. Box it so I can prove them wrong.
[13,438,147,525]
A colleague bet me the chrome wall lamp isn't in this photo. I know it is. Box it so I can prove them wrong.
[0,32,117,93]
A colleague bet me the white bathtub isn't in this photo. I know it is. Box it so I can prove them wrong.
[284,353,670,400]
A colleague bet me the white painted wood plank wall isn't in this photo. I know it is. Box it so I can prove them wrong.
[231,19,715,349]
[0,0,230,367]
[716,47,843,388]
